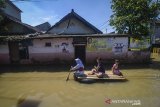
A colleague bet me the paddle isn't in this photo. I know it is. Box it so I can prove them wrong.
[66,66,73,81]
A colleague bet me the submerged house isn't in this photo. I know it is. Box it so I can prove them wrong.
[26,34,150,65]
[0,0,40,64]
[19,10,151,64]
[0,9,150,64]
[0,0,39,35]
[27,10,102,64]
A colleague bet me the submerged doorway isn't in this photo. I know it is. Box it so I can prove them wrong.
[8,41,20,63]
[74,45,86,64]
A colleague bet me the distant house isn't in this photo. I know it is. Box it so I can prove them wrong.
[1,0,22,21]
[0,13,40,35]
[0,0,40,35]
[35,22,51,33]
[0,0,40,64]
[47,9,102,35]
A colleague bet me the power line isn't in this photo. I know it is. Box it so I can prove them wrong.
[97,20,110,28]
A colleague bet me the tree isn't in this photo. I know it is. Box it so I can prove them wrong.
[0,0,5,8]
[0,0,5,22]
[109,0,160,36]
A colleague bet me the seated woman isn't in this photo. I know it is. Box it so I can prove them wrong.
[112,60,123,76]
[88,57,107,78]
[70,58,86,77]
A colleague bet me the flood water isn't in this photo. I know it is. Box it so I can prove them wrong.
[0,63,160,107]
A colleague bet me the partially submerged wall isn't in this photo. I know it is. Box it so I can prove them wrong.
[86,37,129,64]
[0,43,10,64]
[28,38,74,64]
[0,35,151,65]
[85,36,150,64]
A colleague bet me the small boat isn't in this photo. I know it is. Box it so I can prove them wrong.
[73,72,127,83]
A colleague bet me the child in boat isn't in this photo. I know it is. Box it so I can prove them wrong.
[88,57,106,78]
[70,58,86,77]
[112,59,123,76]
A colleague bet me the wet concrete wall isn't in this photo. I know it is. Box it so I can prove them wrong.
[0,36,151,64]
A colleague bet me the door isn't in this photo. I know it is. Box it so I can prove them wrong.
[74,45,86,64]
[8,41,20,63]
[19,46,29,60]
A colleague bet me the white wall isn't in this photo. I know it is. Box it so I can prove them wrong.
[29,38,74,53]
[112,37,128,54]
[28,38,74,63]
[86,37,128,63]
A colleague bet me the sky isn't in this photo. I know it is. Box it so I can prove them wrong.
[13,0,114,33]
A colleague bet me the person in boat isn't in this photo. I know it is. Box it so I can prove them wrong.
[88,57,106,78]
[70,58,86,77]
[112,59,123,76]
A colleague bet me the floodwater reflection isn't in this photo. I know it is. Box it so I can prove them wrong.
[17,98,41,107]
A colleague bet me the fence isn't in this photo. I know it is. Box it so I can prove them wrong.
[152,48,160,57]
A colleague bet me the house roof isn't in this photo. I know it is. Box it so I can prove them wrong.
[6,0,22,12]
[35,22,51,32]
[35,22,51,27]
[0,33,129,42]
[0,13,41,35]
[33,34,129,39]
[47,9,103,34]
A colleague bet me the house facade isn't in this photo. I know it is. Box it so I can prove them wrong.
[0,0,40,35]
[0,9,150,65]
[0,0,40,64]
[27,35,150,64]
[0,34,151,64]
[1,0,22,21]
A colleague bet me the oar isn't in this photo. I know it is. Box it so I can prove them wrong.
[66,67,73,81]
[66,71,72,81]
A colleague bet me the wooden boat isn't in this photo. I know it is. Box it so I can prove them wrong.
[73,72,127,83]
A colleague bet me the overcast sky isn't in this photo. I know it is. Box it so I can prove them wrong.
[13,0,114,33]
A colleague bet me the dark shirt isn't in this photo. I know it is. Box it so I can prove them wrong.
[97,62,105,73]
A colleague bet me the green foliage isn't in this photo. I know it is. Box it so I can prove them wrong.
[110,0,160,35]
[0,0,5,21]
[0,0,5,8]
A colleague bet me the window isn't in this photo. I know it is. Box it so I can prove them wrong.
[45,42,51,47]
